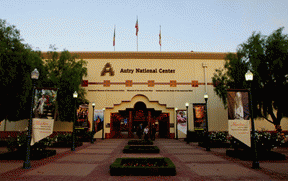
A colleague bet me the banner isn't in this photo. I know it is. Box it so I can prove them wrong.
[94,110,104,132]
[176,110,187,135]
[227,90,249,120]
[227,90,251,147]
[31,118,54,145]
[193,104,206,130]
[228,119,251,147]
[76,104,89,129]
[31,88,57,145]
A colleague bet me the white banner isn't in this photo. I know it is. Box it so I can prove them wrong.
[31,118,54,146]
[176,110,187,135]
[228,119,251,147]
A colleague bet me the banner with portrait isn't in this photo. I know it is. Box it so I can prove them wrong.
[176,110,187,135]
[31,88,57,145]
[94,110,104,132]
[227,90,249,120]
[227,90,251,147]
[76,104,89,129]
[193,103,206,130]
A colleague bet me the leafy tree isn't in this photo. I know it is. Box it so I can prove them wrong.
[45,46,88,122]
[0,19,46,121]
[212,27,288,131]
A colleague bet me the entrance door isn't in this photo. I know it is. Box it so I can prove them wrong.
[159,120,168,138]
[111,113,122,138]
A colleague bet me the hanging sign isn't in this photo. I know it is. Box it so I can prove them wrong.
[193,103,206,130]
[31,88,57,145]
[227,90,251,147]
[176,110,187,135]
[94,110,104,132]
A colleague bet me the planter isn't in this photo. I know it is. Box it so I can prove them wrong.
[128,140,153,145]
[0,150,56,160]
[123,145,160,153]
[198,141,231,148]
[226,149,286,160]
[110,157,176,176]
[51,141,83,148]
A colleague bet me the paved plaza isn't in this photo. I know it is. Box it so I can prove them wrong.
[0,139,287,180]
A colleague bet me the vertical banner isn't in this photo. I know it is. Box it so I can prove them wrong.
[31,88,57,145]
[193,103,206,130]
[227,90,249,120]
[94,110,104,132]
[227,90,251,147]
[76,104,89,129]
[176,110,187,135]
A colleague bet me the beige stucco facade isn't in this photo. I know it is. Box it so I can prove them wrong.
[1,52,287,137]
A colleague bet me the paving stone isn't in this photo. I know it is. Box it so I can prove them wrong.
[47,148,70,154]
[76,148,113,154]
[24,163,98,176]
[57,154,109,163]
[0,163,22,174]
[163,145,193,149]
[176,154,226,162]
[166,148,206,154]
[260,163,288,175]
[86,146,118,149]
[186,163,269,179]
[211,149,229,153]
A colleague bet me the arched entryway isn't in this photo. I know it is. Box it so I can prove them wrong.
[109,96,171,139]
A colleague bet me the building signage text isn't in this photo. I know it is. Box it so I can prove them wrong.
[120,68,175,74]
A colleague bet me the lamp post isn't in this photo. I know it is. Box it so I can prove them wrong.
[185,103,189,144]
[175,108,178,140]
[23,68,39,169]
[91,102,95,143]
[245,70,259,169]
[204,93,210,151]
[102,108,105,140]
[71,91,78,151]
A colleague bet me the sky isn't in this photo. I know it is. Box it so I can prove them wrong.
[1,0,287,53]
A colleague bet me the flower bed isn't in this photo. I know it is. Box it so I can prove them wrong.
[110,157,176,176]
[123,145,160,153]
[127,140,153,145]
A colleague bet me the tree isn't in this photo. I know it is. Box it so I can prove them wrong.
[212,27,288,131]
[45,46,88,122]
[0,19,46,121]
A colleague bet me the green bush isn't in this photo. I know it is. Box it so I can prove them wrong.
[6,133,54,152]
[229,130,286,151]
[208,131,228,143]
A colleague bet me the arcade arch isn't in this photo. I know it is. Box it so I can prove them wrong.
[104,94,175,138]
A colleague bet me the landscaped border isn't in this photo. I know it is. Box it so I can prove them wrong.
[128,140,153,145]
[123,145,160,153]
[110,157,176,176]
[226,150,286,160]
[0,150,56,160]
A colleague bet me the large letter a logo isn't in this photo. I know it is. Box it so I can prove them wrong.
[101,63,115,76]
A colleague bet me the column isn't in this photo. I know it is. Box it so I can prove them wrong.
[128,110,133,138]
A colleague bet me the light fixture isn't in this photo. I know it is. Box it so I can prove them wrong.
[204,92,208,100]
[245,70,253,81]
[31,68,39,80]
[73,91,78,98]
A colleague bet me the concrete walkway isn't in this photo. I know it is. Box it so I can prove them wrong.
[0,139,287,180]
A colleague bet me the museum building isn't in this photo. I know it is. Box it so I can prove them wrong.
[1,51,287,138]
[74,51,286,139]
